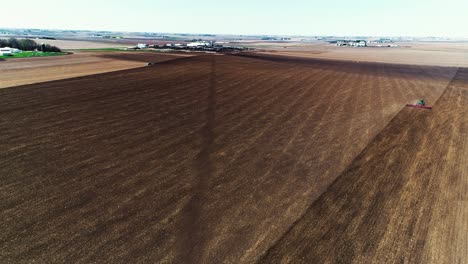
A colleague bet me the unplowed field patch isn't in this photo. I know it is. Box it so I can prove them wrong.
[0,52,184,89]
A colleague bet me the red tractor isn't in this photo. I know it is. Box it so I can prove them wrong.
[406,99,432,110]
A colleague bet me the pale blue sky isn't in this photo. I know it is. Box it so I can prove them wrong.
[3,0,467,37]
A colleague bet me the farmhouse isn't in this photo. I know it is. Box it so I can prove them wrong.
[0,47,22,56]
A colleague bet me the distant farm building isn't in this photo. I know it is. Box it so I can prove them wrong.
[187,41,211,47]
[137,43,148,49]
[336,40,367,47]
[0,47,22,56]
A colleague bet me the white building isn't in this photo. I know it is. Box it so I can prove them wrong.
[336,40,367,47]
[136,43,148,49]
[0,47,22,56]
[187,42,210,47]
[357,40,367,47]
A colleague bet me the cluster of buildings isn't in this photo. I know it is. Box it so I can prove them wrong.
[335,39,400,48]
[187,41,212,47]
[128,41,250,53]
[336,40,367,47]
[128,41,213,50]
[0,47,22,56]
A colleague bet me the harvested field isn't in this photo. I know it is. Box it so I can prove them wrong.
[252,41,468,67]
[72,37,194,46]
[36,39,129,50]
[0,52,185,89]
[0,54,460,263]
[260,68,468,263]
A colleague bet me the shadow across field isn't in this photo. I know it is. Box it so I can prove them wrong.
[179,56,218,263]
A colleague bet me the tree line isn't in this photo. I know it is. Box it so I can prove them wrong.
[0,38,62,52]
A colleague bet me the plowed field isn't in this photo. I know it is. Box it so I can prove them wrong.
[0,54,461,263]
[260,68,468,264]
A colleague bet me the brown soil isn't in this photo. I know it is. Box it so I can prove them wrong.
[0,52,186,89]
[0,54,460,263]
[260,68,468,263]
[97,51,195,62]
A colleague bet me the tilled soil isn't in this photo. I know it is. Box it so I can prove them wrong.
[260,68,468,263]
[0,54,459,263]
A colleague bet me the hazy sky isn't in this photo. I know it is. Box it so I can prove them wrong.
[3,0,467,37]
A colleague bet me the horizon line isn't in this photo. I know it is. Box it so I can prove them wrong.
[1,27,468,40]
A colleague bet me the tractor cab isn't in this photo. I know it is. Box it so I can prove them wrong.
[406,98,432,110]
